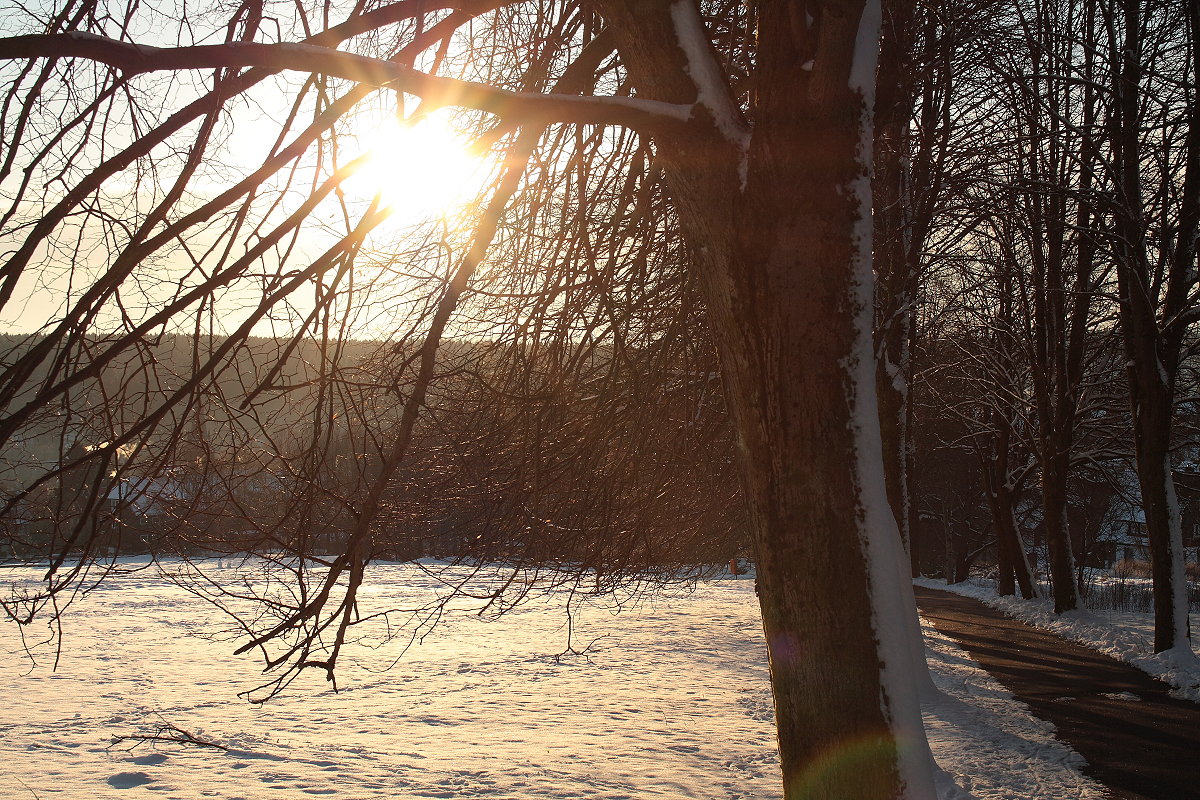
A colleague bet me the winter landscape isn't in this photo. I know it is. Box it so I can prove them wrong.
[2,559,1149,800]
[3,0,1199,797]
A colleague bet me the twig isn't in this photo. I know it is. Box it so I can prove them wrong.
[110,724,229,752]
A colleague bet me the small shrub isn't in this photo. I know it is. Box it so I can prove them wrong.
[1112,558,1152,579]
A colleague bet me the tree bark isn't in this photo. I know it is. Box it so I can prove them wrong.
[1130,389,1192,653]
[1040,467,1078,612]
[595,1,935,796]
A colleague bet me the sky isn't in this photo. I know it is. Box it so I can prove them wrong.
[0,40,493,340]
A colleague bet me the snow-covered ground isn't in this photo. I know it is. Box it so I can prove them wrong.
[0,561,1104,799]
[917,576,1200,703]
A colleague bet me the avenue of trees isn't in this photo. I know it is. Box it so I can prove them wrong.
[0,0,1197,798]
[901,0,1200,659]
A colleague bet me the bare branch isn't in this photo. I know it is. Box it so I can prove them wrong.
[0,33,693,130]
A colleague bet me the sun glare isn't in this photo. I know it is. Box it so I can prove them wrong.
[346,114,485,222]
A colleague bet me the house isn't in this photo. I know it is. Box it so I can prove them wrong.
[1094,496,1200,567]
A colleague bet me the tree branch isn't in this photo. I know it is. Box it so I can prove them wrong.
[0,33,692,130]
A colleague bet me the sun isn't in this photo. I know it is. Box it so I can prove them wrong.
[345,112,485,221]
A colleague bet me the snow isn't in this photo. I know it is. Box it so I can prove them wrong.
[916,576,1200,702]
[668,0,750,185]
[850,0,884,98]
[843,0,936,794]
[0,560,1105,799]
[921,616,1105,800]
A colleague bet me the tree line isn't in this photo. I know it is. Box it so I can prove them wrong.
[884,0,1199,658]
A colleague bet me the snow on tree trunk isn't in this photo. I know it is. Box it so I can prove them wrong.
[1130,380,1192,654]
[595,1,937,796]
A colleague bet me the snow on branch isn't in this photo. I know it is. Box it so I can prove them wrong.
[667,2,749,179]
[0,32,692,131]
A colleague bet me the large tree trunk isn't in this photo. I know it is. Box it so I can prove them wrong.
[1040,466,1078,613]
[1128,366,1191,652]
[725,15,934,796]
[597,1,935,796]
[1109,0,1197,654]
[1118,290,1192,651]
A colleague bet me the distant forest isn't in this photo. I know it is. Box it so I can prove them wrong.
[0,330,743,573]
[4,325,1199,592]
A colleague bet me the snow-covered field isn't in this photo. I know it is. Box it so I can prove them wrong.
[917,576,1200,703]
[1,561,1104,799]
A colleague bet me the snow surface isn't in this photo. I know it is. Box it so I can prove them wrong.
[916,576,1200,703]
[0,561,1104,799]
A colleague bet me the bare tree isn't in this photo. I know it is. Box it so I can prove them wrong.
[1104,0,1200,654]
[0,1,938,796]
[977,0,1110,613]
[873,0,998,573]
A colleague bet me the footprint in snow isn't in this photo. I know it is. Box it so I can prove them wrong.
[130,753,168,766]
[107,771,154,789]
